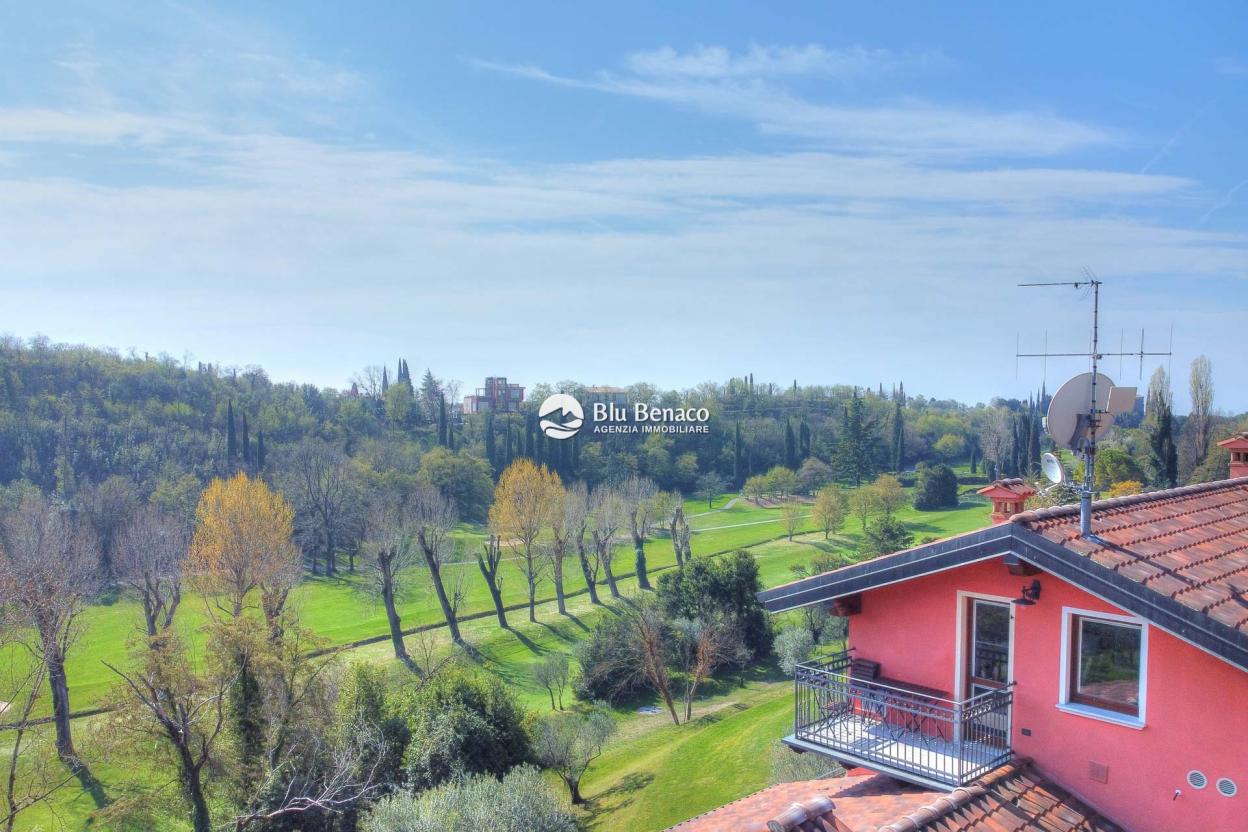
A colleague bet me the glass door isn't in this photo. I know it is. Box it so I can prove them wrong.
[966,599,1011,698]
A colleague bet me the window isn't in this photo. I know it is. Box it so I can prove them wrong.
[1068,615,1143,717]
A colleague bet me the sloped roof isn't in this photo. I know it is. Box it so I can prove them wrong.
[757,478,1248,672]
[665,762,1120,831]
[663,772,944,832]
[1013,478,1248,635]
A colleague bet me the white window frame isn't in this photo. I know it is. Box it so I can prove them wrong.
[953,591,1015,701]
[1057,606,1148,729]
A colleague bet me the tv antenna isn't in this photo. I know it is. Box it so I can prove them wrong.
[1016,274,1172,538]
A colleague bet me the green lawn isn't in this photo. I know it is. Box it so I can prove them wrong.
[7,495,993,832]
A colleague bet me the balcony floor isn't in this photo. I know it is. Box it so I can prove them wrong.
[788,712,1009,788]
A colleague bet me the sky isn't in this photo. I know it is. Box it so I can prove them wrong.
[1,2,1246,412]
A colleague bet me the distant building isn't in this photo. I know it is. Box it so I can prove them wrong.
[463,376,524,414]
[584,385,628,408]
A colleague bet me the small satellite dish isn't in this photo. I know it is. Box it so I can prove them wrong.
[1046,372,1117,451]
[1041,452,1065,484]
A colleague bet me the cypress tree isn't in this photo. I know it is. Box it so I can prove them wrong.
[241,412,251,463]
[256,430,266,470]
[382,366,390,395]
[799,419,811,459]
[438,394,448,446]
[485,411,497,473]
[505,415,514,464]
[1027,409,1041,476]
[226,400,237,462]
[733,421,743,485]
[891,396,904,472]
[784,418,797,469]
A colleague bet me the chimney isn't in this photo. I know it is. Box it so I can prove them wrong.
[976,478,1037,525]
[1218,432,1248,480]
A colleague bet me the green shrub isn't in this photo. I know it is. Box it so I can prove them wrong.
[362,765,575,832]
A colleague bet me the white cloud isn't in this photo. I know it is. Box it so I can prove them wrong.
[1214,57,1248,78]
[622,44,922,79]
[476,48,1108,157]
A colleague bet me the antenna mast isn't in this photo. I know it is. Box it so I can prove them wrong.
[1017,276,1170,538]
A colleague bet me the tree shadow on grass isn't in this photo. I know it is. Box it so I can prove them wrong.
[582,772,655,825]
[73,761,109,809]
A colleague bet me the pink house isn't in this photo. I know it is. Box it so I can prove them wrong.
[757,469,1248,832]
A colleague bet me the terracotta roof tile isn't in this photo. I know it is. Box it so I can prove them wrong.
[666,762,1122,832]
[1011,477,1248,633]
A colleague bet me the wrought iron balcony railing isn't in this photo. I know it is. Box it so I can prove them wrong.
[790,651,1014,787]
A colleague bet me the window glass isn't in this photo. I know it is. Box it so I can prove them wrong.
[1075,618,1142,715]
[972,602,1010,684]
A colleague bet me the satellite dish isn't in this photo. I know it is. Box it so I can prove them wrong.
[1046,372,1117,451]
[1041,452,1066,484]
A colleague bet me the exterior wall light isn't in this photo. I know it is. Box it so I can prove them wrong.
[1013,579,1042,606]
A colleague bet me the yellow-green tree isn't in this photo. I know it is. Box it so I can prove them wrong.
[812,485,848,540]
[189,473,300,625]
[489,459,563,622]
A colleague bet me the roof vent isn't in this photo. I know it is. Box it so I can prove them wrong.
[1186,770,1208,789]
[1216,777,1238,798]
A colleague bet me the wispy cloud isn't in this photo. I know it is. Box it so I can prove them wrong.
[621,43,935,80]
[475,45,1107,157]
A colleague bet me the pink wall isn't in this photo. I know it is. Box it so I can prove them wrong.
[847,557,1248,832]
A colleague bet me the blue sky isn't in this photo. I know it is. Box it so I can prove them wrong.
[1,2,1246,410]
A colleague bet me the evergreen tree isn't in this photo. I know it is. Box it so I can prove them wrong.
[799,419,811,459]
[256,430,266,470]
[733,421,742,485]
[226,399,237,462]
[485,411,497,473]
[833,389,877,486]
[438,393,448,446]
[382,366,390,395]
[890,395,904,473]
[1027,409,1041,476]
[784,418,797,469]
[241,412,251,464]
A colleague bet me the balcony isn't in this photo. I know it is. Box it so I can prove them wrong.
[786,651,1014,789]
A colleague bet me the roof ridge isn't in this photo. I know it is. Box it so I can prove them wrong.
[1010,476,1248,525]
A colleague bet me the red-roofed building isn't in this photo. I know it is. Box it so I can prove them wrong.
[755,456,1248,832]
[976,478,1037,525]
[1218,431,1248,479]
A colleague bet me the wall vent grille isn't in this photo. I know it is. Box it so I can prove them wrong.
[1216,778,1237,798]
[1187,771,1208,789]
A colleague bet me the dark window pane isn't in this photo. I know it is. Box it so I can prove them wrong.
[973,602,1010,683]
[1077,619,1141,713]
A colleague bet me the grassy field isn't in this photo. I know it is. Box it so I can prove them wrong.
[7,491,993,832]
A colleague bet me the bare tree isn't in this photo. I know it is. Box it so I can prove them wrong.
[533,653,571,710]
[618,599,679,724]
[621,476,659,589]
[411,486,465,644]
[781,503,802,542]
[562,482,596,605]
[549,481,589,615]
[114,505,188,639]
[363,496,420,664]
[1189,356,1215,462]
[476,535,508,628]
[0,494,98,762]
[664,495,692,570]
[977,408,1012,480]
[104,637,231,832]
[284,440,361,576]
[588,485,625,599]
[76,475,139,576]
[0,618,77,832]
[672,617,739,721]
